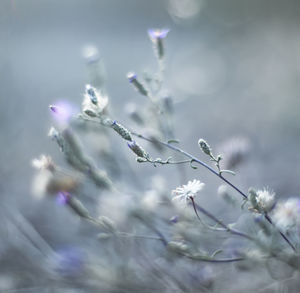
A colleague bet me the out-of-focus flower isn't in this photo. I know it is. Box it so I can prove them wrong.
[217,137,251,169]
[82,84,108,117]
[51,247,85,277]
[31,170,53,199]
[49,101,76,125]
[56,192,70,205]
[172,179,205,204]
[82,45,100,64]
[148,29,170,41]
[142,190,160,211]
[167,0,204,22]
[32,154,55,172]
[256,188,276,213]
[272,198,300,231]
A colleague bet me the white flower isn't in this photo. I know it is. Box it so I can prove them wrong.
[32,154,55,171]
[256,188,276,212]
[82,84,108,117]
[172,179,205,204]
[272,198,300,230]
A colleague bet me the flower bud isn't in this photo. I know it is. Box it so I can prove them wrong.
[127,72,149,97]
[111,121,132,141]
[198,139,212,156]
[127,141,149,159]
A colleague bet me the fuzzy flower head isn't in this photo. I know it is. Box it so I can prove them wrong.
[272,198,300,231]
[82,84,108,117]
[172,179,205,204]
[256,188,276,213]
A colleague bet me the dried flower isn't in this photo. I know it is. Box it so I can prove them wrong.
[272,198,300,230]
[172,179,205,204]
[82,84,108,117]
[256,188,276,213]
[32,154,55,172]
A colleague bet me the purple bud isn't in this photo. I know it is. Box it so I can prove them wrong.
[170,215,179,224]
[148,28,170,40]
[49,101,76,124]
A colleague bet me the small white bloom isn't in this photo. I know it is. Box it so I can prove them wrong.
[82,84,108,117]
[256,188,276,212]
[272,198,300,230]
[32,154,55,171]
[172,179,205,204]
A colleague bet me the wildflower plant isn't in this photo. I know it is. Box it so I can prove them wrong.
[30,28,300,292]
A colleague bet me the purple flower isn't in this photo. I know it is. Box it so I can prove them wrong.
[148,28,170,40]
[56,192,70,205]
[49,101,77,124]
[54,247,85,277]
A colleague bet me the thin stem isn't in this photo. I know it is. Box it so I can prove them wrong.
[132,132,296,252]
[117,232,164,242]
[264,214,296,252]
[132,132,248,198]
[182,254,245,263]
[193,202,255,242]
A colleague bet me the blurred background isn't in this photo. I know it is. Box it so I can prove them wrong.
[1,0,300,292]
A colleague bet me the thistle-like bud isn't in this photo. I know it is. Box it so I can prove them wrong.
[111,121,132,141]
[127,141,149,159]
[198,139,212,156]
[127,72,149,97]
